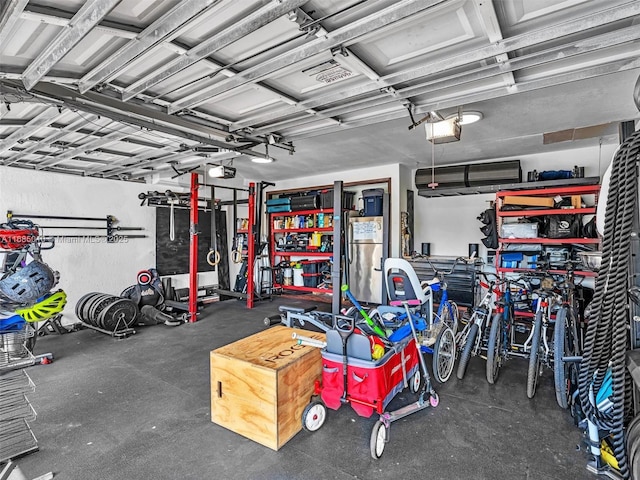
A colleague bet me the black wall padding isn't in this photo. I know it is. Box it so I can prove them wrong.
[415,160,522,190]
[289,195,318,211]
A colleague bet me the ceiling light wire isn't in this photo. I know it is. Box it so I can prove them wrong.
[428,123,438,189]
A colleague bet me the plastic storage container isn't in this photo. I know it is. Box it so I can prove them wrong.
[302,273,320,287]
[319,190,357,210]
[500,223,538,239]
[293,268,304,286]
[362,188,384,216]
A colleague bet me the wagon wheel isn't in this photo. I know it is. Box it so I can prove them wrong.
[370,421,387,459]
[410,367,422,393]
[302,401,326,432]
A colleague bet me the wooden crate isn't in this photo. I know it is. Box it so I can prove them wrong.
[210,325,325,450]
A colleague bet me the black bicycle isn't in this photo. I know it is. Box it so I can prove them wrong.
[553,262,584,409]
[486,277,530,384]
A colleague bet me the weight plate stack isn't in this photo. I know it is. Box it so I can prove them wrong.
[84,294,110,327]
[82,293,106,325]
[89,295,119,329]
[75,292,138,331]
[75,292,101,323]
[99,298,138,331]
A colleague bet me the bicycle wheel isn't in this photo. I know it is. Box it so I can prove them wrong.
[440,301,459,336]
[527,312,543,399]
[554,306,577,409]
[486,312,503,385]
[433,325,455,383]
[456,322,478,380]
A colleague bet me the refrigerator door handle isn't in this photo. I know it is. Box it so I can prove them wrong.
[348,222,353,264]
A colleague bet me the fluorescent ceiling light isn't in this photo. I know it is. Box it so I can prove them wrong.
[251,156,274,164]
[446,111,483,125]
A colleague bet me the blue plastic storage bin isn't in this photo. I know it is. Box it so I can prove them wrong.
[362,188,384,216]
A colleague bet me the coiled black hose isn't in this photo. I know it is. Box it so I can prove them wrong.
[578,128,640,479]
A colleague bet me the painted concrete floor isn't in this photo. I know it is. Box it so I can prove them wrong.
[12,296,596,480]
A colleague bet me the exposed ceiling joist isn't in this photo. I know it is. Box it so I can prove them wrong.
[254,26,640,134]
[284,56,640,140]
[237,1,640,132]
[30,124,139,169]
[78,0,223,93]
[166,0,448,113]
[20,7,137,38]
[105,149,209,177]
[0,107,65,155]
[121,0,310,101]
[22,0,122,91]
[473,0,515,89]
[0,80,271,157]
[1,0,638,183]
[0,0,29,48]
[84,143,193,175]
[384,0,640,87]
[1,112,101,163]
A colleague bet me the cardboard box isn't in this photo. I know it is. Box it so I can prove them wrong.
[210,326,324,450]
[503,195,554,208]
[571,195,582,209]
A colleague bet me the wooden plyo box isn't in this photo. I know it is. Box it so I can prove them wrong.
[210,326,324,451]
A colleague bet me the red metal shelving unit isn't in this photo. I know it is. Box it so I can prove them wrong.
[495,182,601,276]
[268,208,334,294]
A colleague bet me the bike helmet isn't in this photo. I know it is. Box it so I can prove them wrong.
[16,289,67,322]
[0,260,58,304]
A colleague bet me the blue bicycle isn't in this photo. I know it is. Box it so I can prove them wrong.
[415,255,463,337]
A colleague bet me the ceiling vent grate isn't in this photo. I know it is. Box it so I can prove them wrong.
[303,60,352,84]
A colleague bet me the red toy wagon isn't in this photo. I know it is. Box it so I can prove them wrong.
[301,309,439,459]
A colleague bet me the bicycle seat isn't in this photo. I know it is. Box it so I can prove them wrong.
[421,278,441,293]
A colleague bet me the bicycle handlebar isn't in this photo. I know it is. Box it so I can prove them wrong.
[411,254,476,276]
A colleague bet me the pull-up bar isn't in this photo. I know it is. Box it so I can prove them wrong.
[186,173,259,320]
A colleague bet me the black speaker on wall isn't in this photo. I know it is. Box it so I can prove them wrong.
[422,243,431,256]
[469,243,479,258]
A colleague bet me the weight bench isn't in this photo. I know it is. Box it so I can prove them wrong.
[263,305,334,332]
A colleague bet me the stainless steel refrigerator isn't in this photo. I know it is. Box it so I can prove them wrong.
[347,213,385,304]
